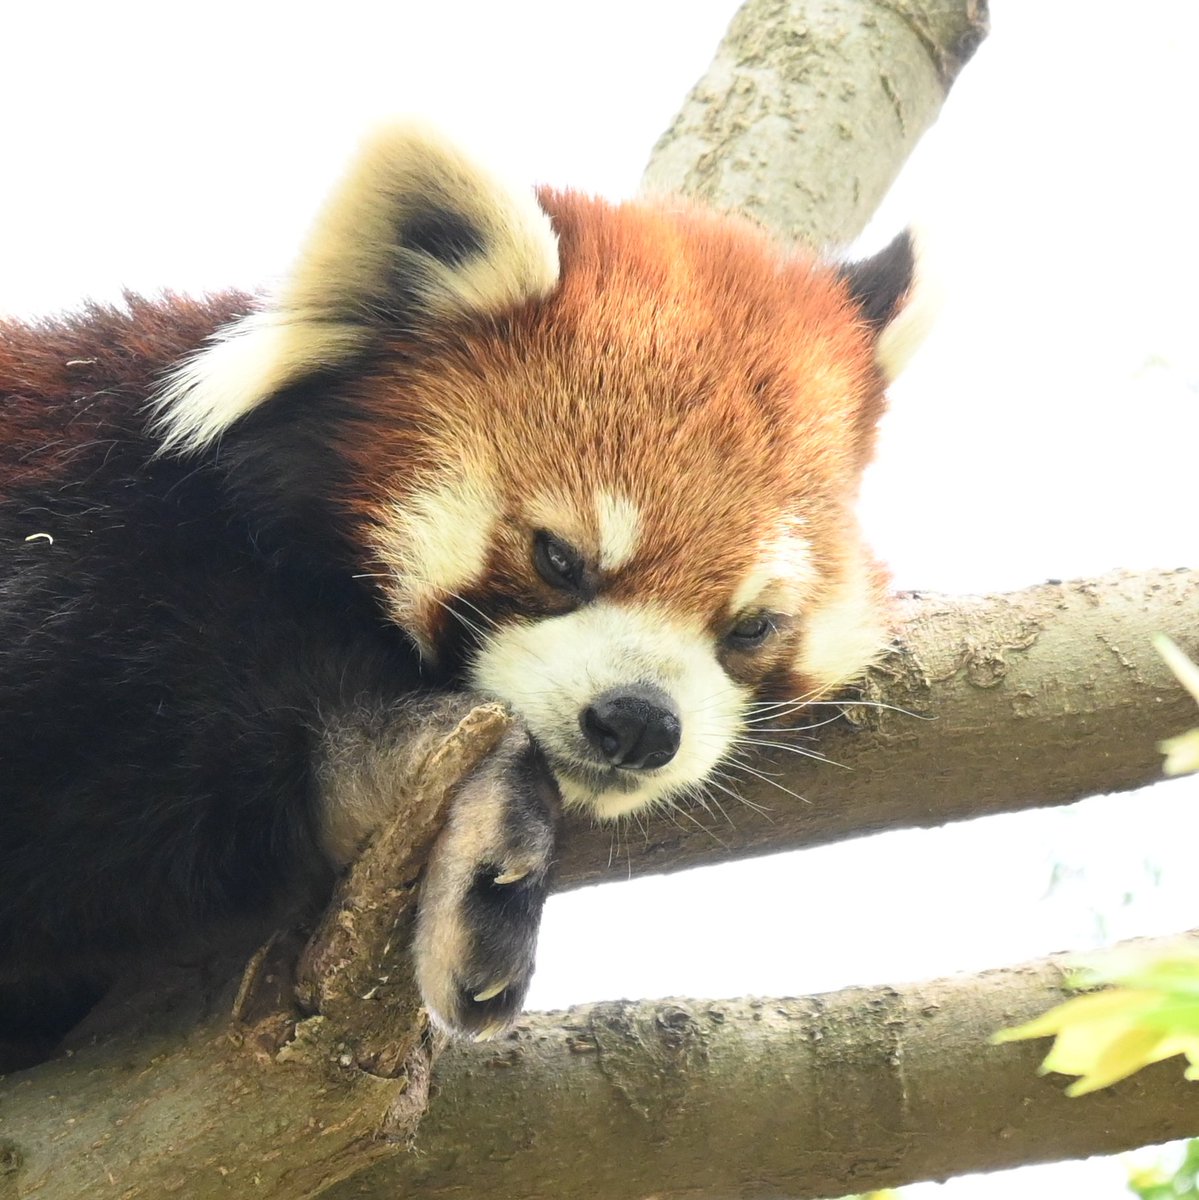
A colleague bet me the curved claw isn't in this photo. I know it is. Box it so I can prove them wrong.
[472,980,510,1003]
[493,867,529,885]
[474,1020,509,1042]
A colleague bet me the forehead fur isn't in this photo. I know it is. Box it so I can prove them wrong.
[343,192,882,620]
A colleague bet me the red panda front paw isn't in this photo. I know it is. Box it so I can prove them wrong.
[413,728,559,1038]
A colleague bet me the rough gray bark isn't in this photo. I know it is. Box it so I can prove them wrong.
[1,573,1194,1199]
[327,936,1199,1200]
[642,0,989,245]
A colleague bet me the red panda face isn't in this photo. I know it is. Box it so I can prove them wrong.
[154,125,919,822]
[329,194,903,819]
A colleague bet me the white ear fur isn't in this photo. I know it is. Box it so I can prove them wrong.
[152,123,560,454]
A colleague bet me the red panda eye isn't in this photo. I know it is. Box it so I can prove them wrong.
[533,531,585,592]
[726,613,774,649]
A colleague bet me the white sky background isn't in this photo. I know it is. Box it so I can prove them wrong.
[4,2,1198,1194]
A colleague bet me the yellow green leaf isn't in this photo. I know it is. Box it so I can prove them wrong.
[992,988,1161,1045]
[1160,729,1199,776]
[1155,634,1199,704]
[995,945,1199,1096]
[1062,1025,1174,1096]
[1153,635,1199,776]
[1136,999,1199,1036]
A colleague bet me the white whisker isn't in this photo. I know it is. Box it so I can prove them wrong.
[724,759,811,805]
[665,795,729,847]
[732,737,848,769]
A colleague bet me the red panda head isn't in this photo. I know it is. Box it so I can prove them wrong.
[155,124,922,820]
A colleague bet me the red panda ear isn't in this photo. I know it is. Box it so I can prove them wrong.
[285,123,559,330]
[837,230,931,384]
[153,123,559,454]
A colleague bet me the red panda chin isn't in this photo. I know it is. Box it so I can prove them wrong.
[557,775,677,822]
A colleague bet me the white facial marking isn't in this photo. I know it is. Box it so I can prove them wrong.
[797,553,888,689]
[372,474,499,633]
[594,489,641,571]
[469,602,746,819]
[731,522,814,614]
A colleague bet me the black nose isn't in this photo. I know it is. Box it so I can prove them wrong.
[580,687,682,770]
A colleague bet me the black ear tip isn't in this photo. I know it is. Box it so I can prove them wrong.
[837,229,916,332]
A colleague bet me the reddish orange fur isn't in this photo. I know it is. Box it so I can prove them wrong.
[333,191,888,693]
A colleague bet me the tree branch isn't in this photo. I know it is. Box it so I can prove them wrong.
[556,568,1199,888]
[642,0,989,245]
[37,931,1199,1200]
[303,935,1199,1200]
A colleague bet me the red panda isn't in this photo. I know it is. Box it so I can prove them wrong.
[0,124,917,1051]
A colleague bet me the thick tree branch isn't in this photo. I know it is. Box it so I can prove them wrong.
[642,0,989,245]
[219,936,1199,1200]
[557,567,1199,888]
[9,923,1198,1200]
